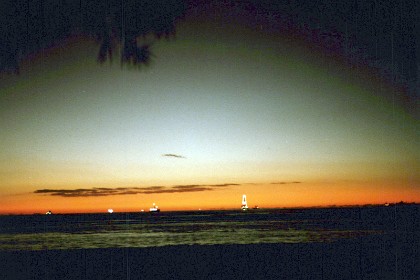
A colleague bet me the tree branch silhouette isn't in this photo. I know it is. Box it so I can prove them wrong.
[0,0,186,73]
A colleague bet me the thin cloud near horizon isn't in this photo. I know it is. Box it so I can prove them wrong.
[33,182,303,197]
[34,183,241,197]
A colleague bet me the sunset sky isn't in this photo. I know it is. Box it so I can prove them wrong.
[0,0,418,214]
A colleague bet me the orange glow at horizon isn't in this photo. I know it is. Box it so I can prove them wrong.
[1,181,418,215]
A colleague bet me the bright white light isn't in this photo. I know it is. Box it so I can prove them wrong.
[108,209,113,213]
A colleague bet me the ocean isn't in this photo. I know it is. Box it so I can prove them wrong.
[1,205,417,251]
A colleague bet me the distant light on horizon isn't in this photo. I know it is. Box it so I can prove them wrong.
[107,209,113,214]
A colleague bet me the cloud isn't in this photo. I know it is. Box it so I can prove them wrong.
[162,153,186,159]
[172,183,239,190]
[34,183,240,197]
[172,185,201,189]
[208,183,240,187]
[34,188,128,197]
[34,182,303,197]
[143,187,212,194]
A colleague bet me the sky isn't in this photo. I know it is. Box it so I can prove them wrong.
[0,0,418,214]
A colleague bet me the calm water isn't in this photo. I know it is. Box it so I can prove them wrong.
[0,206,417,251]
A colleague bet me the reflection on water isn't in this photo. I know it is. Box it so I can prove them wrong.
[1,206,416,251]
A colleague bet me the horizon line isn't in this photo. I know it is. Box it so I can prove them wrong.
[1,201,418,216]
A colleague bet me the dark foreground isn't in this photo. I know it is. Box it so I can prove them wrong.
[0,234,417,280]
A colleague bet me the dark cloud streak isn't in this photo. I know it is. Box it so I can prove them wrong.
[208,183,240,187]
[34,183,240,197]
[143,187,212,194]
[162,154,186,159]
[35,182,302,197]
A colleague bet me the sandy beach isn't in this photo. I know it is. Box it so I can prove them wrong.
[0,233,417,280]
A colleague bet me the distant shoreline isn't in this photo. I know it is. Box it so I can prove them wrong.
[1,202,418,216]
